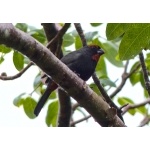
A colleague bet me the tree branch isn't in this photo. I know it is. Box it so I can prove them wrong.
[0,23,125,127]
[74,23,87,46]
[138,115,150,127]
[110,61,140,98]
[139,52,150,96]
[70,115,91,126]
[46,23,71,51]
[58,89,72,127]
[42,23,71,127]
[0,62,34,80]
[122,99,150,115]
[73,23,125,126]
[92,73,124,122]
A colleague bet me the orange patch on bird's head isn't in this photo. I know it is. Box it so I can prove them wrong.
[88,45,100,49]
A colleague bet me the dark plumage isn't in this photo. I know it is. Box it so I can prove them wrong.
[34,45,104,116]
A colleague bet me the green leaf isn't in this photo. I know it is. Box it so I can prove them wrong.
[119,23,150,60]
[15,23,28,32]
[85,31,98,42]
[13,93,26,107]
[144,89,149,98]
[90,23,102,27]
[118,97,136,115]
[96,56,107,77]
[92,38,123,67]
[90,83,101,95]
[46,100,59,127]
[102,41,123,67]
[75,36,82,49]
[0,44,11,53]
[100,77,116,87]
[136,106,147,115]
[33,73,42,94]
[145,53,150,70]
[63,34,74,47]
[0,56,4,64]
[23,97,37,119]
[129,61,141,85]
[130,72,141,86]
[106,23,130,40]
[29,29,46,44]
[13,51,24,71]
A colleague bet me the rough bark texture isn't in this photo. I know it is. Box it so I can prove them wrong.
[0,23,126,127]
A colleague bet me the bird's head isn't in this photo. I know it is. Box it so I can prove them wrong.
[86,44,104,62]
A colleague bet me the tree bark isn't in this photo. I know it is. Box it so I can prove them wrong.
[0,23,126,127]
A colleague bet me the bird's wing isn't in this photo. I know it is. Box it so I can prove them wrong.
[61,50,83,65]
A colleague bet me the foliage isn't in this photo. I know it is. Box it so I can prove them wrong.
[1,23,150,127]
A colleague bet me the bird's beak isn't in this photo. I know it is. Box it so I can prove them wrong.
[98,49,104,55]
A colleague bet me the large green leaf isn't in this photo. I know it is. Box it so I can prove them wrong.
[63,34,74,47]
[23,97,37,119]
[0,44,11,53]
[119,23,150,60]
[102,42,123,67]
[46,100,59,127]
[13,51,24,71]
[106,23,130,40]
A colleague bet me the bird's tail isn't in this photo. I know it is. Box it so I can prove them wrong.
[34,80,58,116]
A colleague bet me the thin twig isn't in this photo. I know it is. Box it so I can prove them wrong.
[92,73,124,122]
[138,115,150,127]
[139,52,150,96]
[0,62,34,80]
[110,62,140,98]
[122,99,150,115]
[70,115,91,126]
[46,23,71,49]
[74,23,87,46]
[74,23,124,123]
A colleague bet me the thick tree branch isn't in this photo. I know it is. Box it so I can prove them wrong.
[42,23,71,127]
[0,62,34,80]
[0,23,125,127]
[58,89,72,127]
[139,52,150,96]
[110,61,140,98]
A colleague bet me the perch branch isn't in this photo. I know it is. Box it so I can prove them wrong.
[139,52,150,96]
[0,62,34,80]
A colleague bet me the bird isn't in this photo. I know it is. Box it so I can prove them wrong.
[34,45,104,116]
